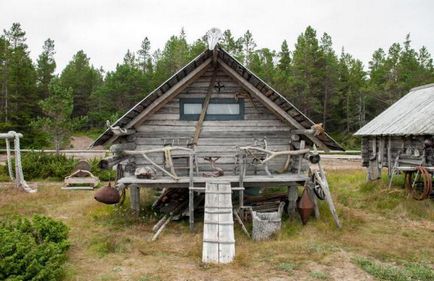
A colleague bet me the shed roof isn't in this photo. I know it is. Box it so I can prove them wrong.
[91,46,343,150]
[354,83,434,136]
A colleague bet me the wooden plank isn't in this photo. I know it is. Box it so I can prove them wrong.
[118,174,309,186]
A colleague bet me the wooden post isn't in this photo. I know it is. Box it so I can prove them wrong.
[189,153,195,231]
[379,138,385,168]
[316,163,341,228]
[368,137,381,180]
[287,183,298,218]
[387,136,392,177]
[307,182,320,219]
[129,184,140,213]
[238,154,245,208]
[298,140,305,174]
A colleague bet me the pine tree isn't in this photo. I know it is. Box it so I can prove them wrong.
[1,23,38,137]
[241,30,256,65]
[318,33,339,129]
[220,30,243,60]
[36,38,56,100]
[137,37,151,73]
[291,26,322,118]
[249,48,276,84]
[32,78,84,153]
[60,50,102,119]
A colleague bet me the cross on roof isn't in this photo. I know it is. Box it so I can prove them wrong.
[214,81,224,93]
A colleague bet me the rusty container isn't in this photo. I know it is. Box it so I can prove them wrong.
[94,184,120,204]
[297,188,314,225]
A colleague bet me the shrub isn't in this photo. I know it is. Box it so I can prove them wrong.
[89,158,116,181]
[3,152,115,181]
[0,215,70,281]
[3,151,78,180]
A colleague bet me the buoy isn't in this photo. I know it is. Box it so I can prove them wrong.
[94,183,120,204]
[297,188,314,225]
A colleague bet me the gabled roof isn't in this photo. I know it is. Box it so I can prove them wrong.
[92,46,343,151]
[354,83,434,136]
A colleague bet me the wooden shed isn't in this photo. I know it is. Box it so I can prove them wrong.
[92,37,343,230]
[354,84,433,199]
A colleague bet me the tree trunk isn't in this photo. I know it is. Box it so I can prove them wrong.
[323,84,328,130]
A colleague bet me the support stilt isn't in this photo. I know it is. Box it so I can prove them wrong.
[129,184,140,213]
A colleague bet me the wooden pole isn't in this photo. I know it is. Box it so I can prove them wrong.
[238,154,245,208]
[387,136,392,177]
[189,153,195,231]
[152,215,172,241]
[129,184,140,213]
[298,140,306,174]
[315,163,341,228]
[193,67,218,145]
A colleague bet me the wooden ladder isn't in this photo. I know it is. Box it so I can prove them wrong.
[202,181,235,263]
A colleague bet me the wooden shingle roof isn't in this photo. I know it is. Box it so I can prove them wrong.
[355,83,434,136]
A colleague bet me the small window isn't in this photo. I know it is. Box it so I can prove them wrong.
[180,98,244,121]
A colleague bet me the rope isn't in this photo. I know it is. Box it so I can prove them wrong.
[14,132,25,183]
[11,131,35,193]
[405,166,432,200]
[5,138,14,180]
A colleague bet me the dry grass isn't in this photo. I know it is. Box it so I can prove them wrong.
[0,169,433,281]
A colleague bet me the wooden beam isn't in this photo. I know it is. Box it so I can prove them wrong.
[217,59,329,151]
[193,66,218,144]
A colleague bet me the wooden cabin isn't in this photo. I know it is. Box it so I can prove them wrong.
[354,84,433,199]
[92,40,343,229]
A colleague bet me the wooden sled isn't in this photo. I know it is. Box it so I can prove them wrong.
[63,161,100,190]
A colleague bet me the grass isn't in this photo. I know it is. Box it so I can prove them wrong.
[0,169,433,280]
[354,257,434,281]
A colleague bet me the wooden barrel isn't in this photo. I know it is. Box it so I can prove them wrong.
[202,181,235,263]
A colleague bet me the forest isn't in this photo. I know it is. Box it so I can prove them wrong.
[0,23,433,148]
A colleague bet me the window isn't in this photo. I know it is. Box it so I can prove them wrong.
[180,98,244,121]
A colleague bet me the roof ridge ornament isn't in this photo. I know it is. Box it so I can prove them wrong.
[206,28,222,50]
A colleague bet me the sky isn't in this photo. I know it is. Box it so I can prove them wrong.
[1,0,434,73]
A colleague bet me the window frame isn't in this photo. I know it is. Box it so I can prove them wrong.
[179,98,245,121]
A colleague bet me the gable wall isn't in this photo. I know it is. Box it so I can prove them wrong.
[125,66,302,176]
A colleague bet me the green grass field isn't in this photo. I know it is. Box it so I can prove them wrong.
[0,169,433,281]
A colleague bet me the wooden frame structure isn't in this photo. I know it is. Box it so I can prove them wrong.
[355,84,433,199]
[92,43,344,232]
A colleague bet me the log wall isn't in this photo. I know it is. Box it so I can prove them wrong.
[361,135,433,180]
[118,67,304,176]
